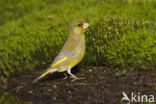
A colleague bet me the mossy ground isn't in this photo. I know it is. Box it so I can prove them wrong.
[0,0,156,79]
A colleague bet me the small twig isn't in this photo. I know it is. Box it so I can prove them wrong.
[10,86,24,93]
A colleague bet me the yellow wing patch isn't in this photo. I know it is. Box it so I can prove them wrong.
[38,70,51,79]
[37,57,68,80]
[52,57,68,67]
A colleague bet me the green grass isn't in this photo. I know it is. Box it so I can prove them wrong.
[0,0,156,79]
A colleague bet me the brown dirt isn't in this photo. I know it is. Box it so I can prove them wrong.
[7,66,156,104]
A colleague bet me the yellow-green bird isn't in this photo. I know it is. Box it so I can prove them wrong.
[32,19,89,83]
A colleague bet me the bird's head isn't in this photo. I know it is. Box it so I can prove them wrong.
[69,19,89,35]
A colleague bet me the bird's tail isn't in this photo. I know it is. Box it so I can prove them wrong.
[32,69,57,83]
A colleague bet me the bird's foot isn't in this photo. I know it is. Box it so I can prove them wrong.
[70,76,85,82]
[62,73,68,80]
[67,69,85,81]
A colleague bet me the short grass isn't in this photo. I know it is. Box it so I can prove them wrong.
[0,0,156,79]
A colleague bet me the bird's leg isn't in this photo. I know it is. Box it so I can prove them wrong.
[67,68,85,81]
[62,73,68,80]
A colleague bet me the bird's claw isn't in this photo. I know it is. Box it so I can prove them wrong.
[62,73,68,80]
[70,77,85,82]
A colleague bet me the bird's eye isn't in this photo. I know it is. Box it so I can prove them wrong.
[78,24,82,26]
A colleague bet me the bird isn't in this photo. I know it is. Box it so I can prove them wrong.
[32,19,89,83]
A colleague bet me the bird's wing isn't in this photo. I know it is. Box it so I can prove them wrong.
[49,49,77,68]
[51,56,68,68]
[50,36,80,68]
[32,55,70,83]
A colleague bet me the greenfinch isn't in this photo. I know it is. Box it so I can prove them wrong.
[32,19,89,83]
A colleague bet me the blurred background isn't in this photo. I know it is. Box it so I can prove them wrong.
[0,0,156,104]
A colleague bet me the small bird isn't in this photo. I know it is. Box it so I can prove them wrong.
[32,19,89,83]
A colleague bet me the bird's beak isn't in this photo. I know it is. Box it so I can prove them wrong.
[83,23,90,29]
